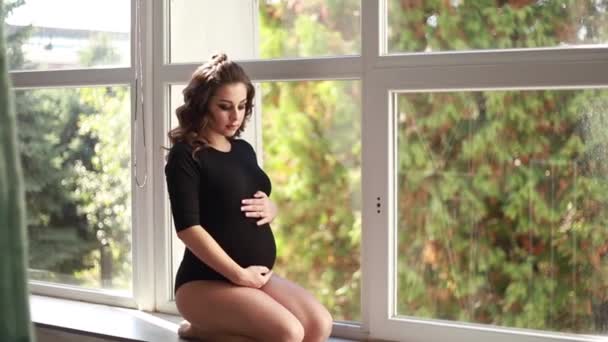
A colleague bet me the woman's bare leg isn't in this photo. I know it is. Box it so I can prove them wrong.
[175,280,305,342]
[260,274,333,342]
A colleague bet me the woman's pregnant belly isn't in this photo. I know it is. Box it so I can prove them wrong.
[210,217,277,270]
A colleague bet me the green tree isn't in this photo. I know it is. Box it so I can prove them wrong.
[261,80,361,321]
[68,86,131,290]
[12,85,131,290]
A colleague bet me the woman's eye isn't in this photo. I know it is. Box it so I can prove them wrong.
[238,106,245,110]
[219,105,231,110]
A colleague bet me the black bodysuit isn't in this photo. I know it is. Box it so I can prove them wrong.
[165,138,276,294]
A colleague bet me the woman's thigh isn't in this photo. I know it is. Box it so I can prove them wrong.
[260,274,333,340]
[175,279,304,341]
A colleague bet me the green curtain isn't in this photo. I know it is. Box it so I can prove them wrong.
[0,1,35,341]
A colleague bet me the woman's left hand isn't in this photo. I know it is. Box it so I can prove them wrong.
[241,191,277,226]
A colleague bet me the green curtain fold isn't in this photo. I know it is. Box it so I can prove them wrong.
[0,0,35,341]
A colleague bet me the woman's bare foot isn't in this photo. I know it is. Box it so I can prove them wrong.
[177,320,199,340]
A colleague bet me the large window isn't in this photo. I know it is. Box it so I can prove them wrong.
[161,1,364,331]
[5,0,137,307]
[6,1,607,341]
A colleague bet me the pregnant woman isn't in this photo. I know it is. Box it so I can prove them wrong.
[165,53,332,342]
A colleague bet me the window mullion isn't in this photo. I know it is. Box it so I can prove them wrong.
[131,0,156,312]
[152,0,175,313]
[361,0,382,339]
[156,57,362,84]
[377,47,608,69]
[368,59,608,92]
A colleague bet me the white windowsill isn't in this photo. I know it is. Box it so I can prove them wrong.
[31,295,183,342]
[30,295,359,342]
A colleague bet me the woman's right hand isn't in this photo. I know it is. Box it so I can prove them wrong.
[231,265,273,288]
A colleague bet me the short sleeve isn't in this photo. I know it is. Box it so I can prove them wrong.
[165,142,201,232]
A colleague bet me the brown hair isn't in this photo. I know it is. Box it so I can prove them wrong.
[167,53,255,157]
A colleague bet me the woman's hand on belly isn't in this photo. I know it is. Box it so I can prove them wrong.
[232,265,273,288]
[240,191,277,226]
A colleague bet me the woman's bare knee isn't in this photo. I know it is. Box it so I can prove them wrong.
[303,307,332,342]
[267,316,304,342]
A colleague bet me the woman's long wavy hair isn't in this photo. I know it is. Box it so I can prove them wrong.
[167,53,255,156]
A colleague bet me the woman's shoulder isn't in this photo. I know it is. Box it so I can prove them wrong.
[166,141,201,166]
[168,141,194,157]
[169,140,193,152]
[232,138,255,153]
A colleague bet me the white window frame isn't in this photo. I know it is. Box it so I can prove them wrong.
[151,0,366,339]
[11,0,608,341]
[365,1,608,342]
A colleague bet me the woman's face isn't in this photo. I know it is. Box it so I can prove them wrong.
[206,82,248,138]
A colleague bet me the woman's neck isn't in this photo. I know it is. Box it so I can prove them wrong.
[202,130,230,149]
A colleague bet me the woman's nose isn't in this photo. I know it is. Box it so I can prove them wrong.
[229,108,238,120]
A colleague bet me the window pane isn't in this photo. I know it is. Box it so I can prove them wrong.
[3,0,130,71]
[396,89,608,335]
[16,86,132,295]
[169,0,360,63]
[261,80,361,322]
[387,0,608,54]
[168,80,362,322]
